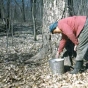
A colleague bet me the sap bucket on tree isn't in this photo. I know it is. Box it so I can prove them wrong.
[49,58,64,75]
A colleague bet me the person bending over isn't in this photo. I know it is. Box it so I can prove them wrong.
[49,16,88,74]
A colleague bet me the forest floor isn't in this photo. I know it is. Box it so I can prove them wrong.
[0,24,88,88]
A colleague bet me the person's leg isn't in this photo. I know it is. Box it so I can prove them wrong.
[70,18,88,74]
[70,47,88,74]
[62,39,76,66]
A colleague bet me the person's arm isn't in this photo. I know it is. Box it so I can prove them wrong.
[56,34,68,58]
[58,34,68,53]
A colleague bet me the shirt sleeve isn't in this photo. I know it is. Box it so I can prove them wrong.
[58,34,68,53]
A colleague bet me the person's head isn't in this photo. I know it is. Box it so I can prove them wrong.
[49,21,62,34]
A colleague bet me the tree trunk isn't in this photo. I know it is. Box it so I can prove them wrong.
[7,0,11,29]
[22,0,26,22]
[32,0,37,41]
[0,1,1,18]
[25,0,65,62]
[0,0,5,19]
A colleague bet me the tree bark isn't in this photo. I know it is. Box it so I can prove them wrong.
[0,0,5,19]
[25,0,65,62]
[22,0,26,22]
[32,0,37,41]
[0,1,1,18]
[7,0,11,29]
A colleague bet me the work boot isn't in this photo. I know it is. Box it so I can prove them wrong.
[70,60,83,74]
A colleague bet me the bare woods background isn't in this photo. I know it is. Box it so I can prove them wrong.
[1,0,88,88]
[0,0,88,61]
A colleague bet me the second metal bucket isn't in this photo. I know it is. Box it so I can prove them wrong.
[49,58,64,75]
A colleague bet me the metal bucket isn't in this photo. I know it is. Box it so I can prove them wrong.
[49,58,64,75]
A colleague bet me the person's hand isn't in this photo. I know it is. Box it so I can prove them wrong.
[55,51,60,58]
[74,45,77,51]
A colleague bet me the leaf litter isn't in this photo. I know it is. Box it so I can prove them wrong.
[0,32,88,88]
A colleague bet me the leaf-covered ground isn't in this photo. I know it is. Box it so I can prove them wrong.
[0,28,88,88]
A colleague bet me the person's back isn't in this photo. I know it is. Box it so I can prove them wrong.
[58,16,86,37]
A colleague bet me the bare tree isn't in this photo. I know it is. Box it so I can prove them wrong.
[72,0,88,16]
[6,0,11,28]
[32,0,37,41]
[25,0,66,62]
[67,0,75,16]
[0,1,1,18]
[22,0,26,22]
[0,0,5,19]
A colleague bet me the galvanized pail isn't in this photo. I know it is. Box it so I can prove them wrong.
[49,58,64,75]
